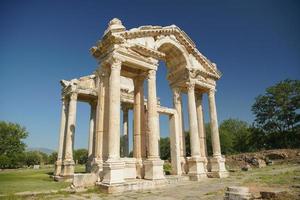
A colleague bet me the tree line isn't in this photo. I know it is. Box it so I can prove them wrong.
[160,79,300,160]
[0,120,89,169]
[0,79,299,167]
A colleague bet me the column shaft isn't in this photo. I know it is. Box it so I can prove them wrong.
[133,78,144,159]
[196,94,207,158]
[64,93,77,161]
[208,89,221,157]
[122,106,129,157]
[172,88,185,158]
[88,102,96,163]
[147,70,159,159]
[187,83,201,158]
[54,98,68,176]
[57,98,67,162]
[107,60,121,159]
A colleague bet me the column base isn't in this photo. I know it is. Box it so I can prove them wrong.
[122,157,137,179]
[102,159,125,185]
[91,158,103,182]
[187,157,207,181]
[60,159,75,177]
[180,157,188,174]
[86,161,92,173]
[209,156,229,178]
[135,159,144,179]
[144,159,165,180]
[54,160,62,176]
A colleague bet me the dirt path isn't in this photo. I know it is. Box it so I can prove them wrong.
[13,163,300,200]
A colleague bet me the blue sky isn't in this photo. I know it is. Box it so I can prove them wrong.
[0,0,299,151]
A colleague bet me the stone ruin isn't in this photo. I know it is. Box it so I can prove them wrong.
[53,18,228,192]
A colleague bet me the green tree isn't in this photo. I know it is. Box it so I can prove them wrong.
[24,151,43,166]
[219,119,251,154]
[159,137,170,160]
[48,151,58,164]
[252,79,300,149]
[74,149,88,164]
[0,121,28,168]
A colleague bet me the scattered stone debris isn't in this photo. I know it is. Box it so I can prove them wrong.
[265,152,288,160]
[224,186,252,200]
[260,189,287,199]
[292,184,300,188]
[241,165,252,171]
[33,165,40,169]
[226,149,300,170]
[251,158,266,168]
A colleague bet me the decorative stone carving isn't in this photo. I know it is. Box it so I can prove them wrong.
[55,18,227,191]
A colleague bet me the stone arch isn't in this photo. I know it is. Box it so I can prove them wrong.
[154,36,191,72]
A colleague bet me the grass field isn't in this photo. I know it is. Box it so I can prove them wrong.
[0,165,85,195]
[0,162,299,199]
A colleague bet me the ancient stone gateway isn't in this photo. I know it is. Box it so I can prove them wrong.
[54,18,228,192]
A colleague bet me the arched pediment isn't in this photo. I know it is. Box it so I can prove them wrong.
[90,18,222,80]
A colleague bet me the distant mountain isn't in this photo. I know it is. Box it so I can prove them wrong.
[26,147,55,155]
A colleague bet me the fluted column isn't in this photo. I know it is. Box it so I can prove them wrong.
[122,105,129,157]
[87,101,96,172]
[187,83,201,158]
[146,69,159,159]
[102,57,124,185]
[107,61,121,160]
[133,77,144,160]
[172,87,187,174]
[92,68,108,175]
[208,88,228,178]
[208,89,221,157]
[196,94,207,158]
[61,92,77,177]
[54,97,68,176]
[187,83,206,180]
[144,69,164,180]
[134,76,145,178]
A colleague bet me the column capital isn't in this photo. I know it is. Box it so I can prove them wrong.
[208,88,216,99]
[89,99,97,107]
[196,92,204,102]
[147,69,156,79]
[134,75,145,86]
[69,92,78,101]
[102,53,124,68]
[187,82,195,92]
[97,66,110,78]
[111,59,122,70]
[121,103,130,113]
[172,87,182,102]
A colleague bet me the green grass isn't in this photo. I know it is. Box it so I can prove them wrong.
[241,164,300,186]
[0,165,86,195]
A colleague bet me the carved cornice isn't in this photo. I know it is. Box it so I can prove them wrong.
[91,23,221,79]
[117,26,221,79]
[130,44,165,60]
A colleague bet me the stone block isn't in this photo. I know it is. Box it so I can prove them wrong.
[121,157,137,179]
[209,156,229,178]
[60,159,75,177]
[224,186,252,200]
[144,159,165,180]
[72,173,98,188]
[187,157,207,181]
[260,189,287,199]
[102,159,125,185]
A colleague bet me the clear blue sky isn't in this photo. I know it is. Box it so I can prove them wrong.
[0,0,299,151]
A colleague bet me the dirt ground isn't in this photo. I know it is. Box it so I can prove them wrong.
[2,149,300,200]
[10,162,300,200]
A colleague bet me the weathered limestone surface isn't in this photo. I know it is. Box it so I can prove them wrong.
[55,18,227,191]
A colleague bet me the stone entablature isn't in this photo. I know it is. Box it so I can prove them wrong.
[54,18,228,192]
